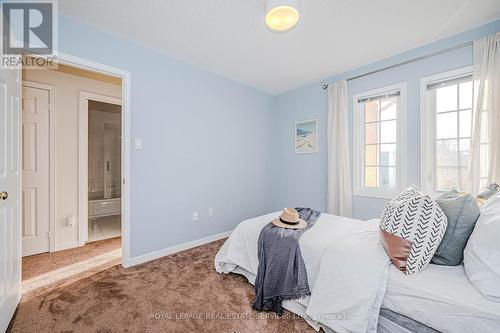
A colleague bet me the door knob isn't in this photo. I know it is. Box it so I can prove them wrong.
[0,191,8,200]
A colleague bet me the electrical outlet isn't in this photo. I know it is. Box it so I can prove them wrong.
[66,213,76,227]
[208,208,214,217]
[134,137,143,150]
[192,211,199,222]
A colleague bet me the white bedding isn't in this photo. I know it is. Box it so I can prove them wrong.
[382,264,500,333]
[215,212,390,333]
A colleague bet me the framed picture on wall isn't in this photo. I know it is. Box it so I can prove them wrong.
[295,119,318,154]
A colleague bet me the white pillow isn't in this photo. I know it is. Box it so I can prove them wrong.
[380,186,447,275]
[464,193,500,301]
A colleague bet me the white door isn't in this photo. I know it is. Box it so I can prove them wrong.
[0,67,21,332]
[21,85,50,256]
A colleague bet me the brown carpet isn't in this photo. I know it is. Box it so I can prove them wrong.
[9,239,315,333]
[23,237,122,280]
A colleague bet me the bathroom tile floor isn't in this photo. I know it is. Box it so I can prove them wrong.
[88,215,122,242]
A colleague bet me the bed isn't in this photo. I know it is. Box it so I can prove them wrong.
[215,211,500,333]
[383,264,500,332]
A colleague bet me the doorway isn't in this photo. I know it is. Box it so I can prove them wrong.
[86,99,122,243]
[19,57,131,296]
[51,54,132,267]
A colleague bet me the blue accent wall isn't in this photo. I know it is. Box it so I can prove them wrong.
[269,20,500,220]
[58,16,273,257]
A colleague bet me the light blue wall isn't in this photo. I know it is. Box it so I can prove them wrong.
[58,16,273,257]
[270,20,500,220]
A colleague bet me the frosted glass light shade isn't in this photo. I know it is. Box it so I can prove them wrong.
[265,0,299,33]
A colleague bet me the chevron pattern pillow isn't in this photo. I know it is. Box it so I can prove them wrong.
[380,186,448,275]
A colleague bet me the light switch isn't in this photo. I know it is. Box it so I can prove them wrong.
[134,137,143,150]
[192,211,199,222]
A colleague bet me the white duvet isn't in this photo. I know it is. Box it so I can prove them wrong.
[215,212,390,333]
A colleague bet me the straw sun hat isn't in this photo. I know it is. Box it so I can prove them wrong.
[272,208,307,229]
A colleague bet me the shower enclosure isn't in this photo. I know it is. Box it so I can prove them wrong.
[87,100,122,241]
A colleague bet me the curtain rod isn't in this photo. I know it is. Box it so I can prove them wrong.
[322,41,473,90]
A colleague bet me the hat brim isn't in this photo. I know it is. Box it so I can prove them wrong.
[272,218,307,229]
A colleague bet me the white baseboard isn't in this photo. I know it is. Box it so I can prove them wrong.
[123,230,232,268]
[54,240,80,252]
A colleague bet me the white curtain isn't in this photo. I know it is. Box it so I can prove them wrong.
[327,80,352,216]
[470,32,500,194]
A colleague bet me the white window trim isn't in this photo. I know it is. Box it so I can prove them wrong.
[353,82,407,199]
[420,66,473,197]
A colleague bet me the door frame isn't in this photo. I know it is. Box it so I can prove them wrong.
[78,91,122,248]
[56,52,132,267]
[21,81,56,253]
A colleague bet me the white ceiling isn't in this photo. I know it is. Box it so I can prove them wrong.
[60,0,500,95]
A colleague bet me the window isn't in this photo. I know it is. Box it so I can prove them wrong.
[353,83,407,198]
[421,67,489,195]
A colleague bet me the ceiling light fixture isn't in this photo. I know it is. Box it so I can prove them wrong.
[265,0,299,33]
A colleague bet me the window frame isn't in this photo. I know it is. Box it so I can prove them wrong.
[353,82,407,199]
[420,66,473,197]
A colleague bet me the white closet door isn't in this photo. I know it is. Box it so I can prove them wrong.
[21,85,50,257]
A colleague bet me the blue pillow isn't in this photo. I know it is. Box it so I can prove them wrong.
[431,190,480,266]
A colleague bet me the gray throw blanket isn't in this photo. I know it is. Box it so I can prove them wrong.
[252,207,321,314]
